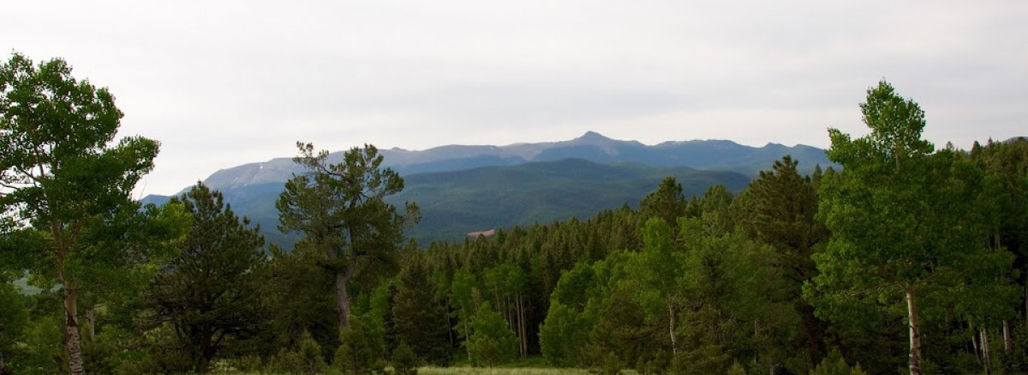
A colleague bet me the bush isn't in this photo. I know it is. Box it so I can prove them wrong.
[810,349,866,375]
[726,361,746,375]
[466,302,517,366]
[391,341,418,375]
[268,330,326,374]
[334,318,384,375]
[591,352,622,375]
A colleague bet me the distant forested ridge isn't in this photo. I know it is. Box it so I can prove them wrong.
[142,133,831,246]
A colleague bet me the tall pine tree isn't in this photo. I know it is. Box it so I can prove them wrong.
[145,183,266,373]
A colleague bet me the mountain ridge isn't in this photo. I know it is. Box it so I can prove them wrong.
[141,132,835,246]
[182,131,831,195]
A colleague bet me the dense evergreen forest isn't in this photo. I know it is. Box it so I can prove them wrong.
[2,56,1028,375]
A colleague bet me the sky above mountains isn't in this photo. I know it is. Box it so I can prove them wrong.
[3,1,1026,195]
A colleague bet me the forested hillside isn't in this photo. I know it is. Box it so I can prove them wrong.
[141,132,828,246]
[3,54,1028,375]
[174,159,751,247]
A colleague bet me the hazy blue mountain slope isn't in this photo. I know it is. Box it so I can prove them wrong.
[398,159,750,243]
[164,159,748,248]
[191,131,831,193]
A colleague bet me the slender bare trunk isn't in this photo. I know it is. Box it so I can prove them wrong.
[336,271,351,328]
[906,288,922,375]
[64,287,85,375]
[971,321,981,362]
[1004,321,1011,353]
[981,328,991,374]
[668,302,678,356]
[84,308,95,343]
[516,295,526,357]
[1,347,7,375]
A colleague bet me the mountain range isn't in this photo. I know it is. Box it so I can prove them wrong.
[142,132,833,246]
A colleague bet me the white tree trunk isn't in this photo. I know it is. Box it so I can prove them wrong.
[981,328,991,374]
[1004,321,1011,353]
[64,288,85,375]
[906,289,923,375]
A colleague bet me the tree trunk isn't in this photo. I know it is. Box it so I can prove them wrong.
[336,271,351,328]
[668,302,678,356]
[517,295,527,358]
[981,328,991,374]
[1004,321,1012,353]
[971,322,981,362]
[797,302,823,366]
[64,287,85,375]
[84,308,96,343]
[906,288,923,375]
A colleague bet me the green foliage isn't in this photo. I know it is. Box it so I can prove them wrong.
[1,51,162,374]
[595,352,623,375]
[0,282,28,374]
[808,81,1018,374]
[10,314,64,375]
[999,323,1028,374]
[268,330,327,375]
[540,253,635,368]
[260,243,340,359]
[467,302,518,367]
[588,288,660,372]
[639,177,687,229]
[726,361,746,375]
[335,315,384,375]
[392,256,452,365]
[81,323,151,375]
[809,350,866,375]
[144,183,267,373]
[734,155,827,368]
[277,142,419,330]
[539,302,587,367]
[450,269,478,361]
[391,341,419,375]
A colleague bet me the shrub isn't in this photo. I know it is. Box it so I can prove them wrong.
[334,318,383,375]
[268,330,326,374]
[466,302,517,366]
[391,341,418,375]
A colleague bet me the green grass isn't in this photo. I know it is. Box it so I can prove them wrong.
[418,367,594,374]
[226,369,607,375]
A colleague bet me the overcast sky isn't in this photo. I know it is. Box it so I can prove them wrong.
[3,1,1026,195]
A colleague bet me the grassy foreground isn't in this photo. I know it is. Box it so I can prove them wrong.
[226,369,594,375]
[419,367,593,375]
[227,366,640,375]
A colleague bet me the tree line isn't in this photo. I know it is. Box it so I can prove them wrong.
[2,54,1028,375]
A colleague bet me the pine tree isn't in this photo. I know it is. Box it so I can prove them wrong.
[144,183,266,373]
[736,155,827,366]
[277,142,419,329]
[391,256,451,365]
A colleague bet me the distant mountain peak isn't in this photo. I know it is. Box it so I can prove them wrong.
[577,131,610,140]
